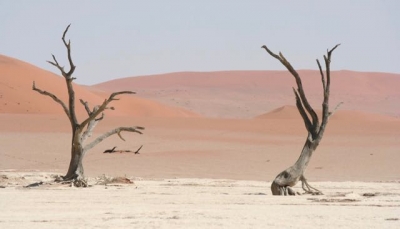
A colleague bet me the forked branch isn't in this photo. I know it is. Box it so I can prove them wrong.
[46,25,75,79]
[62,24,76,76]
[261,45,319,134]
[319,44,341,129]
[79,91,136,129]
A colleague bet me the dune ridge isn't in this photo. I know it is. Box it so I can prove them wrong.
[94,70,400,119]
[0,55,199,118]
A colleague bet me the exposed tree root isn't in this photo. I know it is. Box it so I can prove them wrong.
[54,174,88,187]
[271,181,296,196]
[71,178,88,187]
[271,173,322,196]
[301,175,322,195]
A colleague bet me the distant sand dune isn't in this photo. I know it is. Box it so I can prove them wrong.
[255,105,399,122]
[0,55,198,118]
[93,70,400,118]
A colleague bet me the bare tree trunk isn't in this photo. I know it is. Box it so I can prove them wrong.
[32,25,144,187]
[270,138,320,195]
[65,148,84,180]
[262,44,341,195]
[64,131,84,180]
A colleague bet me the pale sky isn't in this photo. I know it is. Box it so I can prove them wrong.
[1,0,399,85]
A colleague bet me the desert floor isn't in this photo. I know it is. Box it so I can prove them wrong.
[1,114,399,228]
[1,172,399,229]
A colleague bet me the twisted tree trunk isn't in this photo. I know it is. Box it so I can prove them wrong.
[32,25,144,186]
[262,44,341,195]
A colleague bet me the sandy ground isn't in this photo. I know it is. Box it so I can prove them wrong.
[1,114,399,182]
[1,114,399,228]
[1,172,399,229]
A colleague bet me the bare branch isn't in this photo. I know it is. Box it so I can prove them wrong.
[324,44,341,92]
[62,24,71,43]
[61,24,76,77]
[32,81,71,121]
[47,54,65,74]
[320,44,341,126]
[328,44,341,58]
[45,24,79,126]
[117,131,126,141]
[83,126,144,153]
[80,102,103,143]
[80,99,106,120]
[316,59,326,92]
[261,45,281,60]
[293,88,313,133]
[109,91,136,100]
[79,91,136,129]
[262,45,319,131]
[79,99,92,115]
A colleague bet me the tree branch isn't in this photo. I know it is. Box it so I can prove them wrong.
[47,24,79,126]
[262,45,319,131]
[62,24,76,77]
[80,105,100,143]
[79,91,136,129]
[316,59,326,92]
[32,81,71,121]
[292,88,313,134]
[47,54,65,73]
[320,44,341,127]
[83,126,144,153]
[79,99,92,115]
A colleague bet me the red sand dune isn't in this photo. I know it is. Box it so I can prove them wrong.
[0,55,198,118]
[94,70,400,119]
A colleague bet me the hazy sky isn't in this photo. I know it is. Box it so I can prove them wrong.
[1,0,399,85]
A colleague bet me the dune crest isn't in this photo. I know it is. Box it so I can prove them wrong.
[0,55,199,118]
[93,70,400,119]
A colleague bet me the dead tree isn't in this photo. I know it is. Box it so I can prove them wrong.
[32,25,144,186]
[261,44,341,195]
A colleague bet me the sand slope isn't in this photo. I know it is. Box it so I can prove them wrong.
[0,55,198,118]
[255,105,399,122]
[94,70,400,118]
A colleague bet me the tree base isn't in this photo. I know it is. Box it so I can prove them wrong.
[271,175,323,196]
[54,174,88,188]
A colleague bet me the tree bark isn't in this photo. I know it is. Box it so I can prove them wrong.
[64,131,84,181]
[262,44,340,195]
[65,148,84,180]
[270,137,320,195]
